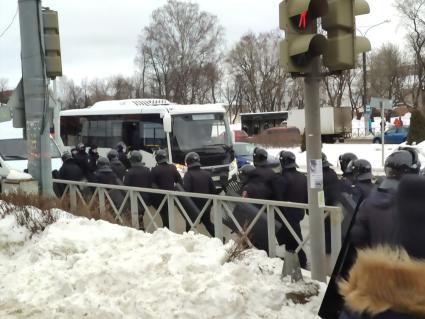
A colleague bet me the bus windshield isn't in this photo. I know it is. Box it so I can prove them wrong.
[171,113,233,165]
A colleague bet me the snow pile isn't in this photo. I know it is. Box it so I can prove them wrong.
[0,215,324,319]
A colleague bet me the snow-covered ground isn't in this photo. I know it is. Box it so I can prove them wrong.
[0,211,324,319]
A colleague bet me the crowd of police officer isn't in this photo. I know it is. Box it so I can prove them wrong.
[54,141,425,319]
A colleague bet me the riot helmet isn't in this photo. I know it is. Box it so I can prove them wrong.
[107,149,119,161]
[253,147,268,167]
[351,159,372,182]
[339,153,358,173]
[384,150,420,179]
[322,152,332,168]
[76,143,85,152]
[96,157,110,169]
[155,149,168,164]
[398,146,421,174]
[279,151,298,169]
[185,152,201,168]
[129,150,143,163]
[115,141,127,153]
[238,164,256,184]
[61,151,72,162]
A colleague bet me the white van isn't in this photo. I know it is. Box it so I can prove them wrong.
[0,120,62,180]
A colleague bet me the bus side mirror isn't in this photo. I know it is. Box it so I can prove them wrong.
[163,113,172,133]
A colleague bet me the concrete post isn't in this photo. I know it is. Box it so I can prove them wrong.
[304,56,327,282]
[18,0,53,196]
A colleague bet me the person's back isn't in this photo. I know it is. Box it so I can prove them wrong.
[116,142,131,169]
[151,163,182,190]
[94,158,121,186]
[274,151,308,268]
[351,150,421,249]
[73,143,90,177]
[338,175,425,319]
[183,152,215,236]
[108,149,127,181]
[59,155,85,182]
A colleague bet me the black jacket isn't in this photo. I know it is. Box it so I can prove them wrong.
[58,158,85,181]
[273,168,308,222]
[151,163,182,190]
[110,158,127,181]
[118,151,131,169]
[123,164,152,189]
[323,167,340,206]
[88,151,99,173]
[183,167,215,195]
[350,178,399,249]
[93,167,124,209]
[241,177,272,200]
[73,151,91,177]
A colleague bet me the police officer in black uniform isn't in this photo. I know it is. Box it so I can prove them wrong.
[151,150,182,229]
[351,149,421,249]
[73,143,91,178]
[93,157,125,210]
[116,141,131,169]
[88,145,99,173]
[239,164,272,200]
[54,151,86,197]
[338,152,358,193]
[322,152,340,255]
[123,151,152,227]
[274,151,308,268]
[251,147,276,195]
[183,152,216,236]
[339,153,357,177]
[107,149,127,182]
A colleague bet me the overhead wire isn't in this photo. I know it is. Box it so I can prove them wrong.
[0,6,18,39]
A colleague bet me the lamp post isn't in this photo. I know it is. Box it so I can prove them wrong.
[357,20,391,135]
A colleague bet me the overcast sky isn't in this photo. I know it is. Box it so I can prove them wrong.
[0,0,405,88]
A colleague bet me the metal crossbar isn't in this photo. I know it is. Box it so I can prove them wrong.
[53,179,342,279]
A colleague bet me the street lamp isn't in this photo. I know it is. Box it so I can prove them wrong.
[357,20,391,135]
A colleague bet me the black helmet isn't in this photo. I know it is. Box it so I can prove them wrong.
[61,151,72,162]
[107,149,119,161]
[185,152,201,168]
[385,150,420,179]
[76,143,85,152]
[155,149,168,164]
[351,159,372,182]
[279,151,298,169]
[238,164,256,184]
[398,146,421,173]
[253,147,268,167]
[322,152,332,168]
[97,157,110,168]
[115,141,126,153]
[129,150,142,163]
[339,153,358,173]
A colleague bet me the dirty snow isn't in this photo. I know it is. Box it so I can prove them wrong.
[0,213,324,319]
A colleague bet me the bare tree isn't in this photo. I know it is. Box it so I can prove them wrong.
[395,0,425,111]
[227,30,289,113]
[57,76,85,109]
[223,73,244,123]
[368,43,409,106]
[88,78,110,103]
[108,75,134,100]
[322,71,349,108]
[135,0,224,103]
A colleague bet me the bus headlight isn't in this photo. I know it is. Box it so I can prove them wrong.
[229,159,238,179]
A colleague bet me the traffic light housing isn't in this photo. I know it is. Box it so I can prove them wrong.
[42,9,62,79]
[279,0,328,74]
[322,0,371,71]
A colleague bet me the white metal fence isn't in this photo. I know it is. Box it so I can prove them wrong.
[53,179,342,278]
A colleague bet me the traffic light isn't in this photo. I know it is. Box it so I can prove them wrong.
[279,0,328,73]
[322,0,371,71]
[42,9,62,79]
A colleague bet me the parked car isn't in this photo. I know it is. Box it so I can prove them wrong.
[233,129,249,142]
[373,126,408,144]
[233,142,280,171]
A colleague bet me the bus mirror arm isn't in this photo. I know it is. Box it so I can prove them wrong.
[163,113,172,133]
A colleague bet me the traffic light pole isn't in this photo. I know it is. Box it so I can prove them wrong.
[304,57,327,282]
[18,0,53,196]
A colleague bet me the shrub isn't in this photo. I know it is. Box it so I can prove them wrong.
[407,109,425,145]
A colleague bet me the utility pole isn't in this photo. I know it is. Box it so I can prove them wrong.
[304,56,327,282]
[18,0,53,196]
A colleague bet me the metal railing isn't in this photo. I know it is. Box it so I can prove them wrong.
[53,179,342,279]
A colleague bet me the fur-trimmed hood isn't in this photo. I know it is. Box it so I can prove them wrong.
[339,246,425,317]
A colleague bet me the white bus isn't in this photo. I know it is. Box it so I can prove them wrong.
[59,99,237,187]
